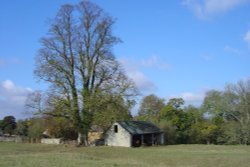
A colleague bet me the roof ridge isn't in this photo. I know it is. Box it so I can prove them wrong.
[116,121,162,135]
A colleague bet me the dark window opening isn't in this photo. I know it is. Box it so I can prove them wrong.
[114,125,118,133]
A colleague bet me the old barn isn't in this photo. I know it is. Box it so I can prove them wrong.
[105,121,164,147]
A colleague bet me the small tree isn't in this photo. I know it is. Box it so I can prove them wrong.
[28,118,46,142]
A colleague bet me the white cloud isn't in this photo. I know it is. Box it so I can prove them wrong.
[244,30,250,46]
[119,54,170,93]
[181,92,204,104]
[3,80,15,90]
[169,91,205,106]
[119,58,156,92]
[0,80,32,119]
[127,71,156,92]
[141,55,170,70]
[182,0,249,19]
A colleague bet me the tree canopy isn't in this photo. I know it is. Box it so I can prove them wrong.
[137,94,165,123]
[2,116,16,136]
[202,79,250,145]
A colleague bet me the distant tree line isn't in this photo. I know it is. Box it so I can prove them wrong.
[136,79,250,145]
[0,115,79,141]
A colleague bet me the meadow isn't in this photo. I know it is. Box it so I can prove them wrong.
[0,142,249,167]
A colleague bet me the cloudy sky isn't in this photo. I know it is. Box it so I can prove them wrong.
[0,0,250,119]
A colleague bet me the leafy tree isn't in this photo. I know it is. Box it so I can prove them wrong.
[224,80,250,145]
[202,79,250,145]
[218,121,242,145]
[184,105,203,124]
[28,118,46,140]
[158,120,177,145]
[167,98,184,109]
[2,116,16,136]
[159,98,186,129]
[190,121,219,144]
[202,90,227,118]
[183,105,204,143]
[45,116,78,140]
[137,94,165,123]
[92,94,133,130]
[159,98,192,143]
[33,1,137,145]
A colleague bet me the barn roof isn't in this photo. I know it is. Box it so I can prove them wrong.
[117,121,163,135]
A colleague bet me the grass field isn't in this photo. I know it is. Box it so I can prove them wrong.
[0,143,249,167]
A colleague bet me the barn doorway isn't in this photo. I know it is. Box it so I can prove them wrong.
[132,135,141,147]
[132,134,157,147]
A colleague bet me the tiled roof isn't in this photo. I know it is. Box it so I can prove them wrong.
[117,121,162,135]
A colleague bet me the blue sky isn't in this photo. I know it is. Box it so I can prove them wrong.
[0,0,250,119]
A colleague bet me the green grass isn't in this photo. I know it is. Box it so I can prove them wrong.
[0,143,249,167]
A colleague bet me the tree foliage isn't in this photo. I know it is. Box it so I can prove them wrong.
[44,116,78,140]
[159,98,194,143]
[92,94,133,130]
[202,79,250,145]
[2,116,16,136]
[28,118,46,139]
[137,94,165,123]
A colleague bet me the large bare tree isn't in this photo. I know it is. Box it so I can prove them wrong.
[34,1,136,145]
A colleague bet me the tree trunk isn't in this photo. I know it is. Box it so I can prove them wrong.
[77,132,89,146]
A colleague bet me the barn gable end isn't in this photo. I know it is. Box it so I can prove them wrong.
[105,122,132,147]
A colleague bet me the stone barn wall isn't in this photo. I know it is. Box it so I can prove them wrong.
[105,123,131,147]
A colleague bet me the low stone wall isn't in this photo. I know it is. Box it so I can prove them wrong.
[0,136,22,143]
[41,138,62,144]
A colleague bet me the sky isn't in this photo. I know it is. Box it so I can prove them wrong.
[0,0,250,119]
